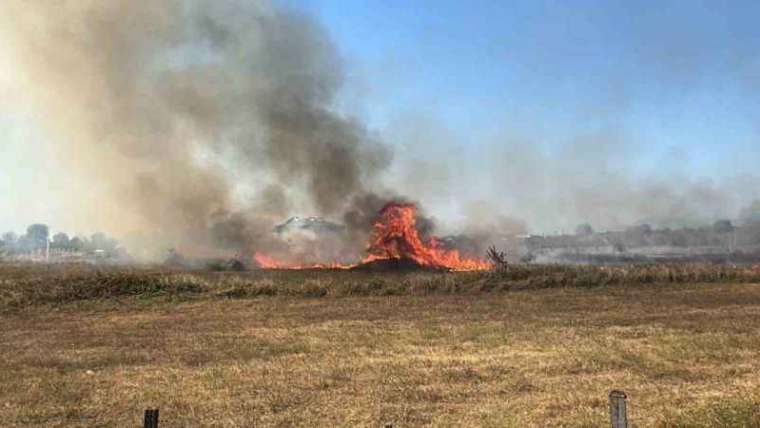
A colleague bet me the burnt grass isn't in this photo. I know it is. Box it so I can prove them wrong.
[2,262,760,426]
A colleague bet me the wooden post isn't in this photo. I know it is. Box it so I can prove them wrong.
[609,390,628,428]
[144,409,159,428]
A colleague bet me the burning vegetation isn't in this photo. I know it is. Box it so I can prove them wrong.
[254,202,491,271]
[361,203,490,271]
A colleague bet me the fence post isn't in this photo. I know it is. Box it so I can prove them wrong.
[144,408,159,428]
[608,390,628,428]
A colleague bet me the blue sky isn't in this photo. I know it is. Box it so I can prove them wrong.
[294,0,760,179]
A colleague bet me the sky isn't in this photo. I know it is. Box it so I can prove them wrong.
[2,0,760,236]
[302,0,760,231]
[301,0,760,167]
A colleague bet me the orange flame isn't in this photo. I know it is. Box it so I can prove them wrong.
[362,202,490,271]
[252,252,289,269]
[253,252,351,270]
[253,202,491,271]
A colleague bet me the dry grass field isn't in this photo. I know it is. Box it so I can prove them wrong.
[2,263,760,427]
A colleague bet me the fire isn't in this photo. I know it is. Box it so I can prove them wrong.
[253,202,491,271]
[362,202,491,271]
[253,252,289,269]
[253,252,351,270]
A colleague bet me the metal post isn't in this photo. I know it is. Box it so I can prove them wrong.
[144,409,159,428]
[609,390,628,428]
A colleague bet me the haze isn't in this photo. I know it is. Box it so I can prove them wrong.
[2,0,760,252]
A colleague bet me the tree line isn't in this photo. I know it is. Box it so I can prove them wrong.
[1,224,122,256]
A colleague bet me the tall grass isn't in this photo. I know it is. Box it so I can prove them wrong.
[2,262,760,309]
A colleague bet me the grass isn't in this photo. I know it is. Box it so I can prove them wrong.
[1,263,760,426]
[659,397,760,427]
[3,262,760,310]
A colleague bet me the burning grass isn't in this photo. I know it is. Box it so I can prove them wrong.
[254,202,492,271]
[2,263,760,426]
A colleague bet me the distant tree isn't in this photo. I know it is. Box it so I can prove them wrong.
[628,223,654,235]
[575,223,594,236]
[52,232,70,248]
[713,219,735,234]
[2,232,17,247]
[25,224,49,250]
[622,224,652,247]
[671,230,688,247]
[69,236,85,251]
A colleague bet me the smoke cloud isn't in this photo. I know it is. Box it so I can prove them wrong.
[4,1,760,264]
[1,0,391,258]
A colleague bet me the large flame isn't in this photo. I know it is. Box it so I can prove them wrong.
[253,202,491,271]
[362,202,490,271]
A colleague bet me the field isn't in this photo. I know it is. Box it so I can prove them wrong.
[2,263,760,427]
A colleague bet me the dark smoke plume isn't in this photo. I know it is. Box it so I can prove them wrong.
[1,1,391,258]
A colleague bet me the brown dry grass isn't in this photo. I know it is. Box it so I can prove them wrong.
[1,263,760,426]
